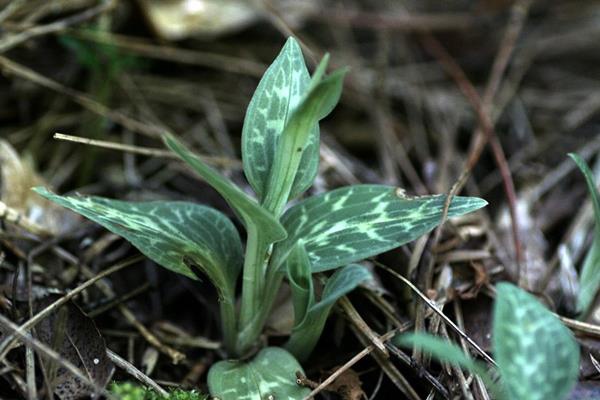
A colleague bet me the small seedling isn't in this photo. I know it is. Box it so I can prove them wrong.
[37,38,487,399]
[397,282,579,400]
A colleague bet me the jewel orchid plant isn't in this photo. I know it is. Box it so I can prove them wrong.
[36,37,487,399]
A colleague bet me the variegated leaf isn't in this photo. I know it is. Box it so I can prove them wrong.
[494,282,579,400]
[273,185,487,272]
[569,153,600,317]
[241,37,319,202]
[285,263,371,360]
[261,58,346,215]
[33,188,242,296]
[208,347,310,400]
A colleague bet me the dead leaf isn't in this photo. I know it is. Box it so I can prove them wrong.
[137,0,316,40]
[462,296,494,352]
[137,0,258,40]
[34,296,114,399]
[324,368,365,400]
[0,140,78,235]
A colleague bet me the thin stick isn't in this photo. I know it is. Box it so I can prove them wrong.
[421,32,522,275]
[376,262,497,368]
[0,56,164,138]
[0,255,142,359]
[106,349,168,396]
[79,264,186,363]
[68,29,265,77]
[53,133,240,168]
[302,329,398,400]
[559,315,600,337]
[338,297,387,355]
[0,0,114,53]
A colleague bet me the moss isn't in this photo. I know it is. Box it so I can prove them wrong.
[110,382,207,400]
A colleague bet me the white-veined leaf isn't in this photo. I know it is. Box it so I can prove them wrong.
[241,37,319,202]
[273,185,487,272]
[493,282,579,400]
[34,188,242,296]
[208,347,310,400]
[569,153,600,317]
[285,264,371,360]
[261,59,346,215]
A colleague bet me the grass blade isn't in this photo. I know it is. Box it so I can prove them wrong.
[569,153,600,316]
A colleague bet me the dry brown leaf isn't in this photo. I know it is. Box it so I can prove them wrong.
[137,0,316,40]
[0,140,78,235]
[496,199,578,311]
[325,368,365,400]
[34,296,114,399]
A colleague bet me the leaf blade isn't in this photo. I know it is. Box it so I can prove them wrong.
[493,282,579,400]
[241,37,318,201]
[569,153,600,316]
[208,347,310,400]
[261,61,346,215]
[275,185,487,272]
[34,188,242,292]
[286,242,314,325]
[285,264,371,360]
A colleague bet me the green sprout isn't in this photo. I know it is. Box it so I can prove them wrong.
[37,37,487,399]
[396,283,579,400]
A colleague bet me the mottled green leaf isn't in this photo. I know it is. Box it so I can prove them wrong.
[262,57,346,215]
[569,153,600,317]
[285,264,371,360]
[33,188,242,295]
[241,37,319,202]
[208,347,310,400]
[273,185,487,272]
[164,134,286,245]
[493,282,579,400]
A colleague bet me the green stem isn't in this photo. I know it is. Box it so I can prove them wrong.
[237,227,270,355]
[236,270,284,356]
[219,290,238,355]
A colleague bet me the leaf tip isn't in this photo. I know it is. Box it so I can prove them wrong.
[474,197,488,209]
[32,186,51,196]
